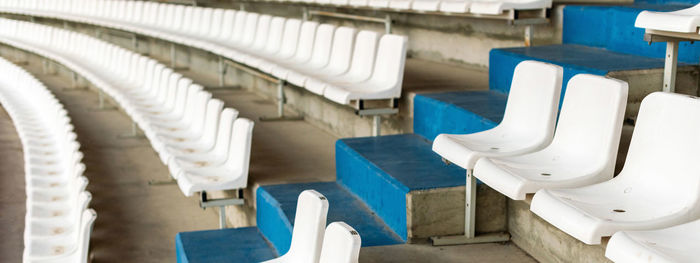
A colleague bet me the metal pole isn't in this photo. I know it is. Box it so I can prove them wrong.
[41,59,48,74]
[384,15,392,34]
[98,90,105,109]
[277,81,285,117]
[219,206,226,229]
[372,115,381,136]
[170,43,176,68]
[132,35,138,52]
[131,122,137,136]
[524,24,533,47]
[72,72,78,88]
[663,41,678,93]
[218,56,226,87]
[465,169,476,238]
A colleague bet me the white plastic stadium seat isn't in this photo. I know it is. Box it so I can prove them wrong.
[263,190,330,263]
[0,18,254,200]
[176,118,255,197]
[606,219,700,263]
[0,0,411,112]
[531,92,700,245]
[432,60,563,171]
[319,222,362,263]
[473,74,628,200]
[0,56,96,263]
[635,3,700,33]
[323,34,408,105]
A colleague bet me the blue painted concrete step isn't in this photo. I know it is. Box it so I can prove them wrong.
[257,182,403,256]
[563,4,700,63]
[489,44,686,95]
[175,227,277,263]
[413,91,505,141]
[336,134,466,240]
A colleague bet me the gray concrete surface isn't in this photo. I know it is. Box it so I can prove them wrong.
[0,102,26,262]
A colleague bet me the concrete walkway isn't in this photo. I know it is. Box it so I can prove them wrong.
[0,55,535,262]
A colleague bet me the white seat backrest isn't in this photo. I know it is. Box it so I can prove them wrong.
[181,88,211,128]
[323,27,355,75]
[319,222,361,263]
[209,108,239,159]
[160,4,176,29]
[78,209,97,263]
[229,10,248,43]
[131,1,144,23]
[224,118,254,177]
[619,92,700,198]
[145,2,160,25]
[218,10,237,41]
[307,24,336,68]
[261,16,286,55]
[292,21,320,62]
[169,78,195,120]
[272,190,329,263]
[170,5,186,31]
[181,6,195,32]
[207,9,225,40]
[548,74,628,175]
[197,7,214,37]
[187,7,204,34]
[196,99,225,150]
[239,12,259,47]
[496,60,563,147]
[249,15,272,51]
[277,19,303,58]
[368,34,407,93]
[342,30,378,81]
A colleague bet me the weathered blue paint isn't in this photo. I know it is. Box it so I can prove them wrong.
[175,227,277,263]
[414,91,504,141]
[256,182,403,253]
[336,134,467,239]
[563,4,700,63]
[488,44,681,96]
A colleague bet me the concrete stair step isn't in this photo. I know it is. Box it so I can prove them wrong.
[337,134,507,240]
[413,91,505,141]
[489,44,699,118]
[563,4,700,63]
[256,181,404,255]
[175,227,278,263]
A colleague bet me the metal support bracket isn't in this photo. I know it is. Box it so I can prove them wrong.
[205,56,241,90]
[355,99,399,136]
[200,190,245,229]
[431,169,511,246]
[259,80,304,121]
[307,10,392,34]
[642,29,699,93]
[663,41,678,93]
[170,43,189,70]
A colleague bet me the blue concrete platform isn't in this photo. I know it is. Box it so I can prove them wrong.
[336,134,467,240]
[175,227,277,263]
[563,4,700,63]
[413,91,504,141]
[257,182,403,256]
[488,44,688,95]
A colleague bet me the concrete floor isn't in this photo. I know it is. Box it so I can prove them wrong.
[0,56,536,262]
